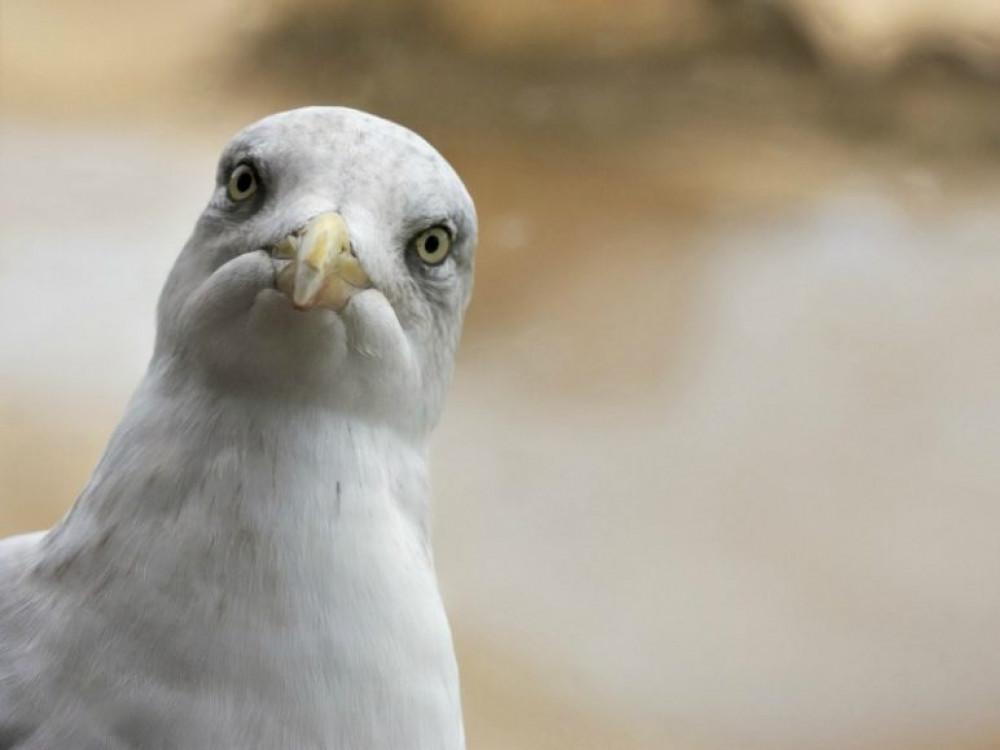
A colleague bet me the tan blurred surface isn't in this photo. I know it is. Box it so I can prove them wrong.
[4,2,1000,749]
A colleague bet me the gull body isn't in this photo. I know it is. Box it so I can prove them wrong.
[0,107,476,749]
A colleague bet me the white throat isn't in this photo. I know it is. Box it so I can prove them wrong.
[37,363,465,748]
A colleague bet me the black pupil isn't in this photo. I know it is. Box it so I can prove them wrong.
[424,234,440,253]
[235,170,254,193]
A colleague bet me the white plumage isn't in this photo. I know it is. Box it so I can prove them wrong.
[0,107,476,749]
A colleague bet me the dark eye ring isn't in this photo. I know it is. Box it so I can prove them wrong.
[413,226,452,266]
[227,163,259,202]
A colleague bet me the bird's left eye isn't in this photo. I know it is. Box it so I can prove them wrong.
[227,163,259,202]
[412,227,452,266]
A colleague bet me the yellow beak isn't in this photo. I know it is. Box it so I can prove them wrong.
[272,212,371,310]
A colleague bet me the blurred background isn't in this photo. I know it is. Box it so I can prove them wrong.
[3,1,1000,748]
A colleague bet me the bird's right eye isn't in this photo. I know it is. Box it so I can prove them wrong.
[227,163,259,202]
[412,226,453,266]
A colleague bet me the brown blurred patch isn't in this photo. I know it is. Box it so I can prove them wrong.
[447,142,710,401]
[236,0,1000,162]
[455,628,699,750]
[0,400,116,536]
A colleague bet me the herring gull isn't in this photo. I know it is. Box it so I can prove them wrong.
[0,106,476,750]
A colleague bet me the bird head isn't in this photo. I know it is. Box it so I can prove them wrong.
[154,107,477,434]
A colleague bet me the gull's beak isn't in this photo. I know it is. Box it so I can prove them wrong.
[271,212,371,310]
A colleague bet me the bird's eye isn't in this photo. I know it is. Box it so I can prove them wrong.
[412,227,452,266]
[227,163,259,202]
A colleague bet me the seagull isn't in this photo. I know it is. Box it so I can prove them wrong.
[0,107,476,749]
